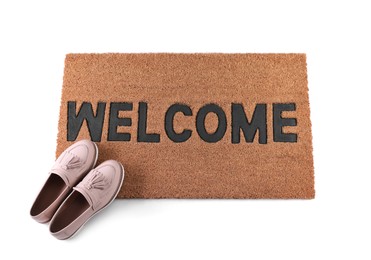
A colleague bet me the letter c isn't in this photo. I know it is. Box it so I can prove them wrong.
[165,104,193,143]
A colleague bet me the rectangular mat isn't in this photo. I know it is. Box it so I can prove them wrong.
[57,53,314,199]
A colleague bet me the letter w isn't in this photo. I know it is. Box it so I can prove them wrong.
[67,101,106,142]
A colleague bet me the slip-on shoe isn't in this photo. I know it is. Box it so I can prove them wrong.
[30,140,98,223]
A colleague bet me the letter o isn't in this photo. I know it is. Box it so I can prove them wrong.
[196,104,227,143]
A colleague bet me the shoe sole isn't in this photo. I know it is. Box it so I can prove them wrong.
[92,142,99,169]
[66,162,125,240]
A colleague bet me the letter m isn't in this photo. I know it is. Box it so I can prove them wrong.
[67,101,106,142]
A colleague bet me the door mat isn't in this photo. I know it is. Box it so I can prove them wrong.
[56,53,314,199]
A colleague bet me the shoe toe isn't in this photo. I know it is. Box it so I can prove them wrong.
[69,143,89,162]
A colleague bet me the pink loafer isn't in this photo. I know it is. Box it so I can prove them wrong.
[30,140,98,223]
[49,160,124,240]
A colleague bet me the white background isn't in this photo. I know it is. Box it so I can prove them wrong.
[1,1,370,259]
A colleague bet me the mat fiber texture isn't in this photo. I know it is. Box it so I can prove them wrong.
[57,53,314,199]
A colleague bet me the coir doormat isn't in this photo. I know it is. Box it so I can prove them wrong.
[57,53,314,199]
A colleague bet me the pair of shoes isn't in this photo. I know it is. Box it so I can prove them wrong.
[30,140,124,240]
